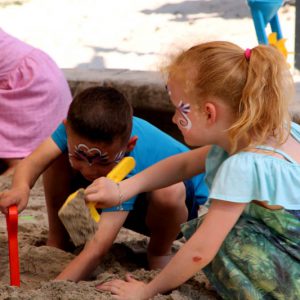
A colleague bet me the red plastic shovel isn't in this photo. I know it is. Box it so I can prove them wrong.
[6,205,20,286]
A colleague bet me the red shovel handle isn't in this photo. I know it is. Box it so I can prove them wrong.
[6,205,20,286]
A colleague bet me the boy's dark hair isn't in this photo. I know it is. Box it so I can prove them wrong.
[67,86,133,145]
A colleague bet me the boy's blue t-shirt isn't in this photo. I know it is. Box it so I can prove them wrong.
[52,117,208,211]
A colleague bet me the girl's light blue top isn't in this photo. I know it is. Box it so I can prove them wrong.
[205,122,300,210]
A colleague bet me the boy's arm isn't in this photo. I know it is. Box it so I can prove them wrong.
[0,137,62,213]
[86,146,210,208]
[55,210,129,282]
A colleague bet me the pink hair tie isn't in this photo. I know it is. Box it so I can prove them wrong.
[244,48,251,61]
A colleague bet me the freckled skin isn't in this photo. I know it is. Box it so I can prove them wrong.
[192,256,202,263]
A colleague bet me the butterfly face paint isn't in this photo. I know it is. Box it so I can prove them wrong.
[68,143,125,166]
[176,100,192,131]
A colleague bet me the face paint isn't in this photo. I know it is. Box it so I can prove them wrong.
[68,143,125,166]
[176,100,192,130]
[114,150,126,163]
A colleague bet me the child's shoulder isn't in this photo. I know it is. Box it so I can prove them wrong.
[206,144,300,189]
[132,116,188,150]
[207,145,300,209]
[132,117,167,133]
[222,146,300,173]
[130,117,190,171]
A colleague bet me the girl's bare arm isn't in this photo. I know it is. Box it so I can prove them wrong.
[85,146,210,208]
[145,200,246,296]
[99,200,247,299]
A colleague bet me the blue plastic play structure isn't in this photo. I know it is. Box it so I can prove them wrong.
[247,0,284,44]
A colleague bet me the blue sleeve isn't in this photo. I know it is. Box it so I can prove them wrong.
[208,153,259,203]
[51,123,68,152]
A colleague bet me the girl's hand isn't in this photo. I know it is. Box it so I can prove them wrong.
[0,186,30,214]
[84,177,120,209]
[97,274,152,300]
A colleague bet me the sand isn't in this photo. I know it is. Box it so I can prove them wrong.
[0,0,296,299]
[0,175,219,299]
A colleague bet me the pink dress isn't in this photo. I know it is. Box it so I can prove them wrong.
[0,28,72,158]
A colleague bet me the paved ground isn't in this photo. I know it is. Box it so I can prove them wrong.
[0,0,299,99]
[0,0,296,70]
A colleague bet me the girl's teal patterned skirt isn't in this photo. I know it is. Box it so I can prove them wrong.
[181,203,300,300]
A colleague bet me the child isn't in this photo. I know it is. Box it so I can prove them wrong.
[94,42,300,299]
[0,28,72,175]
[0,86,208,282]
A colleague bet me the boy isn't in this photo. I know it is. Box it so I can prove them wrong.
[0,86,208,282]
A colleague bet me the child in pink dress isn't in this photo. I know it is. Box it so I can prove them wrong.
[0,28,72,175]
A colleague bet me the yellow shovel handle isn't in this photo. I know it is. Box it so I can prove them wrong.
[88,156,136,222]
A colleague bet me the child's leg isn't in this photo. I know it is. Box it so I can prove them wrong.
[146,182,188,269]
[43,153,75,249]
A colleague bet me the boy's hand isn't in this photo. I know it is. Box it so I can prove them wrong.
[84,177,120,209]
[0,186,30,214]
